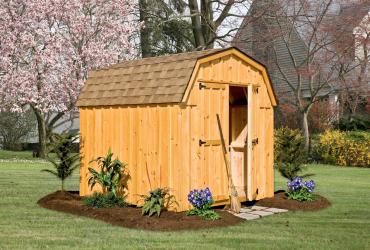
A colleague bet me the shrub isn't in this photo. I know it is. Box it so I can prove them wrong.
[42,132,79,191]
[308,100,337,133]
[333,115,370,131]
[0,111,36,151]
[286,177,316,202]
[315,130,370,167]
[140,188,173,217]
[274,127,308,180]
[275,103,301,130]
[88,148,128,196]
[84,192,126,208]
[186,188,220,220]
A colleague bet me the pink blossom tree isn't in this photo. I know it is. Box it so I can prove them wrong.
[0,0,139,157]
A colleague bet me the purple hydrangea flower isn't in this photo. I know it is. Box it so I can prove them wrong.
[287,177,316,193]
[304,180,315,193]
[287,177,303,191]
[188,187,213,209]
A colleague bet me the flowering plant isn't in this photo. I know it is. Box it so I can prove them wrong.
[287,177,316,202]
[187,188,213,210]
[187,188,219,220]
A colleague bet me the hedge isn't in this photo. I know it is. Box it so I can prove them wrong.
[314,130,370,167]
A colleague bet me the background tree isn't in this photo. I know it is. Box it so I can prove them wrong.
[0,0,139,157]
[138,0,254,53]
[253,0,359,150]
[139,0,195,57]
[187,0,252,49]
[0,111,36,151]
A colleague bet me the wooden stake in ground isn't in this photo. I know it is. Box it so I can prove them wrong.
[216,114,241,214]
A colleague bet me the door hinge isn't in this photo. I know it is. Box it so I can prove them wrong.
[252,138,258,146]
[199,139,206,146]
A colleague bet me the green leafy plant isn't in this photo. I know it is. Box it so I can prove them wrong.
[140,188,173,217]
[274,127,309,180]
[42,132,79,190]
[334,115,370,131]
[88,148,128,196]
[187,207,220,220]
[287,188,315,202]
[83,192,126,208]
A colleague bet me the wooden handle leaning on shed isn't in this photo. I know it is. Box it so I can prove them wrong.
[216,114,241,214]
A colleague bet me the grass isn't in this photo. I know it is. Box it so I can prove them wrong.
[0,150,58,161]
[0,162,369,249]
[0,150,37,160]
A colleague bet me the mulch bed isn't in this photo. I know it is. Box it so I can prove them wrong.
[37,191,244,231]
[247,190,331,211]
[38,190,331,231]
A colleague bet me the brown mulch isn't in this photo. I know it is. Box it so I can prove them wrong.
[38,190,331,231]
[248,190,331,211]
[37,191,244,231]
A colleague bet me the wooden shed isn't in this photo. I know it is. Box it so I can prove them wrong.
[77,47,277,212]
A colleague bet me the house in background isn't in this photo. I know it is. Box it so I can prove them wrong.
[335,2,370,115]
[232,0,333,103]
[22,114,79,153]
[233,1,369,100]
[339,2,370,62]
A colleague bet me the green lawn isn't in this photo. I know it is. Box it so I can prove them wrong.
[0,150,59,161]
[0,150,37,160]
[0,162,369,250]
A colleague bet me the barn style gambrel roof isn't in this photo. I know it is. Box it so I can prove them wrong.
[77,47,277,107]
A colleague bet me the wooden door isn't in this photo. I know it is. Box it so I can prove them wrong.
[229,105,248,199]
[247,84,260,200]
[198,82,229,202]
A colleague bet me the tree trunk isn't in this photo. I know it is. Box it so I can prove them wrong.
[188,0,206,49]
[34,109,47,158]
[139,0,152,58]
[302,111,310,151]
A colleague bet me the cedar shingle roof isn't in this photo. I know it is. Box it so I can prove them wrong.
[77,49,222,107]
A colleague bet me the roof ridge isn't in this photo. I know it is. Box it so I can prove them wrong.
[96,48,223,71]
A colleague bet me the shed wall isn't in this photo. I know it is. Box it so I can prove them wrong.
[80,105,198,211]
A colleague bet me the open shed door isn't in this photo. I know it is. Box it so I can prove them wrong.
[197,82,229,203]
[247,84,261,200]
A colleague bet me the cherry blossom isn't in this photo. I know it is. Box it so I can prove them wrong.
[0,0,140,157]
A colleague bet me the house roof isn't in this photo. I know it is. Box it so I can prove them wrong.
[77,49,222,107]
[232,0,334,100]
[77,47,276,107]
[339,2,370,29]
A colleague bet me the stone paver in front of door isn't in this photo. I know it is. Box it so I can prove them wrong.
[230,206,288,220]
